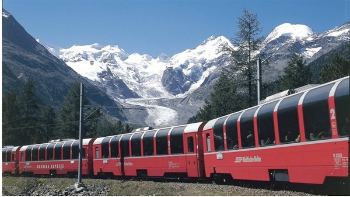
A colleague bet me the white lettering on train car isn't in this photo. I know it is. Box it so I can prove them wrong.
[36,164,65,169]
[116,162,133,166]
[333,153,348,169]
[234,155,262,163]
[168,161,179,169]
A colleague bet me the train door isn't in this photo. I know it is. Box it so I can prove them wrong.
[185,133,199,177]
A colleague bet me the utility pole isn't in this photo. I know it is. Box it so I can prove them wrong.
[257,58,262,105]
[77,82,84,185]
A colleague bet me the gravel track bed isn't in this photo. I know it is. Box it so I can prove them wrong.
[2,176,349,196]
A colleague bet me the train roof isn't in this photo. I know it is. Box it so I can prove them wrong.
[93,122,205,145]
[2,146,20,152]
[203,76,349,130]
[18,138,94,151]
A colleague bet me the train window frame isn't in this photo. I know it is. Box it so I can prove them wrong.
[170,126,185,154]
[257,101,278,146]
[206,133,211,152]
[47,144,54,160]
[143,130,156,156]
[39,144,46,161]
[226,113,241,150]
[335,78,349,137]
[187,136,194,153]
[63,141,73,160]
[71,141,79,159]
[54,143,63,160]
[240,107,259,148]
[32,145,39,161]
[303,83,334,141]
[110,136,120,158]
[120,134,132,157]
[95,147,100,159]
[101,137,111,158]
[25,146,32,161]
[213,116,227,151]
[278,93,303,144]
[156,129,169,155]
[131,133,142,157]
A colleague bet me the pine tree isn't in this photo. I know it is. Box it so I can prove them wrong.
[280,54,311,90]
[210,74,245,117]
[223,9,262,106]
[57,83,85,139]
[2,92,19,145]
[319,55,350,83]
[124,124,133,133]
[40,106,56,142]
[187,100,214,123]
[17,80,42,144]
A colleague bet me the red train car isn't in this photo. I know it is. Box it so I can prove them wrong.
[92,122,205,178]
[201,76,349,184]
[2,146,20,174]
[18,138,95,176]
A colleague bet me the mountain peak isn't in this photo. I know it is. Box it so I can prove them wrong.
[2,9,11,18]
[265,23,313,43]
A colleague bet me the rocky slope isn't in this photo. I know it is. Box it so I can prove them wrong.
[2,9,125,120]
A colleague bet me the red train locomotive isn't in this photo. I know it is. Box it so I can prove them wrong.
[2,76,349,185]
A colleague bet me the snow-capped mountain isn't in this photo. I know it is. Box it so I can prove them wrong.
[260,22,350,79]
[58,21,349,127]
[59,36,233,99]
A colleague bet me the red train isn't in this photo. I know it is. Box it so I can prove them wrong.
[2,76,349,185]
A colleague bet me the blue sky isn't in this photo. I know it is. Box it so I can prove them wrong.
[3,0,350,57]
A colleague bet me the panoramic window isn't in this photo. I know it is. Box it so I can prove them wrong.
[170,126,185,154]
[71,142,79,159]
[278,93,303,143]
[143,130,156,156]
[54,143,63,160]
[187,136,194,153]
[32,146,39,161]
[226,113,240,150]
[213,116,228,151]
[25,146,32,161]
[46,144,54,160]
[63,141,72,160]
[131,133,142,157]
[2,149,6,162]
[303,83,334,141]
[156,129,169,155]
[120,134,132,157]
[240,107,259,148]
[6,149,11,162]
[335,78,350,137]
[101,137,111,158]
[39,144,46,161]
[110,136,120,158]
[257,101,278,146]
